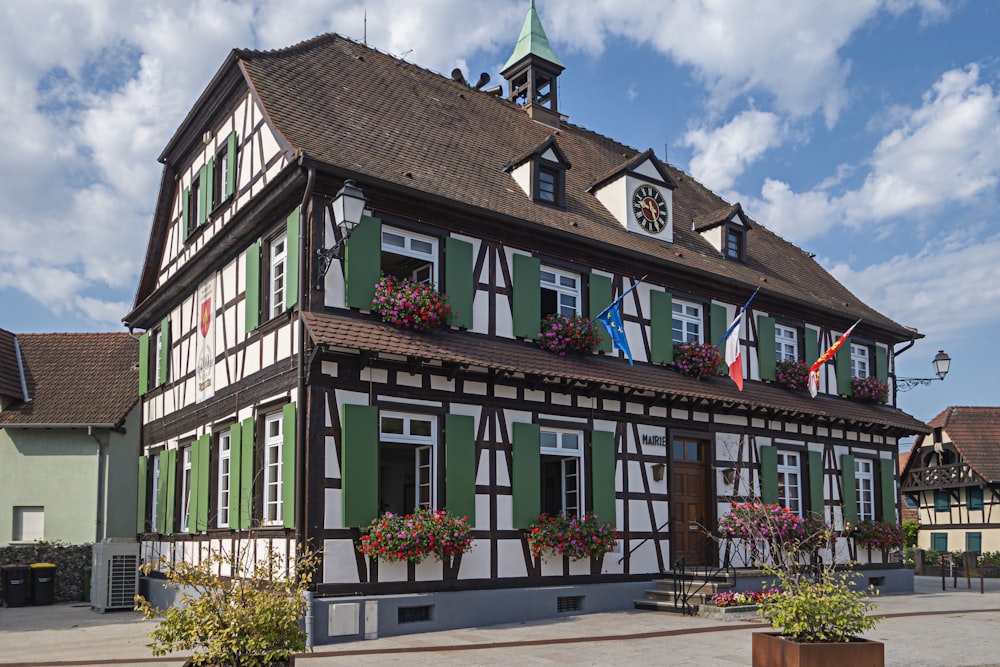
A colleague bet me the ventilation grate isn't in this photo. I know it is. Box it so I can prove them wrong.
[556,596,584,613]
[107,554,139,608]
[398,605,433,624]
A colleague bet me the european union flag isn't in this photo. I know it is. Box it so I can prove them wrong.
[598,303,633,365]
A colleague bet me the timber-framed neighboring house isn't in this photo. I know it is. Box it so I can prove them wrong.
[902,406,1000,555]
[125,4,929,641]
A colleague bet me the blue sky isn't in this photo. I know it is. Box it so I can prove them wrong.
[1,0,996,425]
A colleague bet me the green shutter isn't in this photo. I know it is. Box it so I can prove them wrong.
[588,274,613,353]
[228,423,242,530]
[875,345,888,384]
[931,532,947,552]
[710,303,728,374]
[164,448,177,534]
[590,430,616,524]
[757,315,777,382]
[759,445,778,505]
[159,316,170,385]
[245,243,260,333]
[187,443,198,534]
[650,290,673,364]
[444,414,476,523]
[879,458,896,522]
[445,237,474,329]
[805,328,819,365]
[156,453,168,534]
[239,417,255,530]
[198,164,209,226]
[285,207,300,310]
[197,435,210,531]
[282,402,297,529]
[345,215,382,309]
[342,404,379,527]
[807,450,825,519]
[968,487,984,511]
[205,158,215,216]
[966,532,982,554]
[226,132,238,198]
[137,455,147,534]
[835,338,853,396]
[138,333,149,396]
[512,254,541,339]
[512,422,541,529]
[840,455,858,527]
[935,490,949,512]
[181,187,190,243]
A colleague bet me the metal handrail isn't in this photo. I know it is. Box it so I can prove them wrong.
[669,533,736,615]
[618,519,671,565]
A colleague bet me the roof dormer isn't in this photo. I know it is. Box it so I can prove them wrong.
[501,0,565,128]
[504,136,570,208]
[589,149,678,242]
[693,203,753,262]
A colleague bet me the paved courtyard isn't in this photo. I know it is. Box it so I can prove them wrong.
[2,576,999,666]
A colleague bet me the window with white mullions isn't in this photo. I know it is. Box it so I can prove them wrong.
[776,452,802,515]
[672,300,702,343]
[775,325,798,362]
[379,413,437,514]
[540,267,580,317]
[855,459,874,521]
[381,227,438,285]
[540,428,583,517]
[217,430,231,528]
[180,446,193,532]
[850,343,869,379]
[263,412,283,525]
[268,233,287,319]
[150,452,160,532]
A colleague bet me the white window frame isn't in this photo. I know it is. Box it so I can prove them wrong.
[381,227,439,285]
[268,233,288,320]
[12,506,44,543]
[263,412,283,525]
[672,299,702,344]
[217,430,231,528]
[776,451,802,516]
[855,458,875,522]
[540,266,580,317]
[151,327,162,387]
[775,325,798,363]
[850,343,869,379]
[150,452,161,531]
[380,412,438,510]
[540,428,584,517]
[179,446,193,532]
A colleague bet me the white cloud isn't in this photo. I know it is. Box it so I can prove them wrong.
[744,64,1000,244]
[682,110,784,192]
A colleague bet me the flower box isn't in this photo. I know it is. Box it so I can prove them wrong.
[851,376,888,404]
[776,359,809,392]
[371,275,451,331]
[752,632,884,667]
[672,341,722,379]
[537,314,600,355]
[358,509,473,564]
[526,513,617,561]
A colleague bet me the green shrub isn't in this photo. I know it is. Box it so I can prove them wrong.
[902,519,919,549]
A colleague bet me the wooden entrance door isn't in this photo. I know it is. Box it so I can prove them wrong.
[671,437,710,567]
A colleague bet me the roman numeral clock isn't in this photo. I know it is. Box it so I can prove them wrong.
[631,184,669,235]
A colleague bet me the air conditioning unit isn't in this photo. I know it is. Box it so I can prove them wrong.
[91,539,140,612]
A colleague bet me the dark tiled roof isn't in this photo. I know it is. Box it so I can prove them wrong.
[237,34,914,339]
[693,203,745,232]
[0,333,139,427]
[303,312,928,435]
[0,329,24,400]
[929,406,1000,483]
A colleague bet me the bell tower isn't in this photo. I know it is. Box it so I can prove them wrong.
[501,0,565,128]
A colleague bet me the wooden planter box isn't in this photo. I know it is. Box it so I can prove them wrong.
[752,632,883,667]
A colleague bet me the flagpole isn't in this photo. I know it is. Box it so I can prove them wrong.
[717,288,760,348]
[589,275,647,327]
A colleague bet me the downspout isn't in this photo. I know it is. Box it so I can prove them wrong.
[88,425,107,543]
[891,338,917,408]
[296,160,316,648]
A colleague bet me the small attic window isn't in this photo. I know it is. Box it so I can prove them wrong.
[536,163,564,207]
[725,225,745,262]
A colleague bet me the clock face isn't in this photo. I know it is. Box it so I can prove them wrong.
[631,184,669,234]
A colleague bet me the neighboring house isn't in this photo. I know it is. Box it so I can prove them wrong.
[0,330,140,545]
[902,406,1000,555]
[124,5,928,641]
[898,449,920,524]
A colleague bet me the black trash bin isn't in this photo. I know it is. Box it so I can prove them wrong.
[30,563,56,605]
[1,565,32,607]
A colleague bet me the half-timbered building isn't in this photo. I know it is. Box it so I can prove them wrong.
[126,4,929,642]
[902,406,1000,555]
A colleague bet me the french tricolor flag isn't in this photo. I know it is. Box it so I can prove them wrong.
[724,310,745,391]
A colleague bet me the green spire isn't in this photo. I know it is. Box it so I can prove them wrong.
[501,0,565,72]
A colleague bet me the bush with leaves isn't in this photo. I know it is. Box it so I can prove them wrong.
[134,546,320,667]
[902,519,919,549]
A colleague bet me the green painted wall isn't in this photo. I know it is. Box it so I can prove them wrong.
[0,407,140,545]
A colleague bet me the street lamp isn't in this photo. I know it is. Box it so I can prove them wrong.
[895,350,951,392]
[315,179,367,290]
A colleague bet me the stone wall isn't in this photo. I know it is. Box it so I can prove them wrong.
[0,543,92,602]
